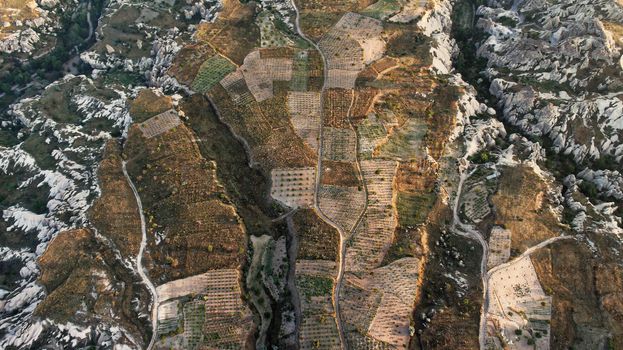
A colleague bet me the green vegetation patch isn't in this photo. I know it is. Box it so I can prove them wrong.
[34,80,82,124]
[361,0,403,20]
[290,51,309,92]
[0,172,50,215]
[396,191,436,227]
[357,121,387,159]
[296,275,334,300]
[21,133,58,170]
[102,69,145,87]
[377,118,427,161]
[191,55,237,93]
[452,0,476,34]
[257,11,294,48]
[92,5,151,60]
[0,130,19,147]
[183,301,206,349]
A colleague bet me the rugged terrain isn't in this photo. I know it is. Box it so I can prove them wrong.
[0,0,621,349]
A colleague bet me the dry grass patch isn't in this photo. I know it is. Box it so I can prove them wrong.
[357,57,400,85]
[168,43,217,85]
[0,0,39,38]
[129,88,174,123]
[318,185,366,233]
[208,84,317,171]
[124,122,247,283]
[385,28,433,64]
[194,0,260,65]
[341,257,420,349]
[92,6,151,60]
[89,141,142,258]
[294,0,370,42]
[35,228,150,342]
[321,160,361,187]
[307,50,325,91]
[393,160,438,228]
[424,84,461,159]
[603,21,623,46]
[322,127,358,162]
[259,47,297,59]
[323,88,353,128]
[492,165,562,256]
[371,57,399,74]
[532,236,623,349]
[293,209,340,261]
[351,87,379,120]
[345,160,398,272]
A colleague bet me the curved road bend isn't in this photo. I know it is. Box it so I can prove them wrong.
[122,161,159,350]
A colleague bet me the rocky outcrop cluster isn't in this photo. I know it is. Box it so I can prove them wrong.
[181,0,221,22]
[0,75,135,348]
[478,0,623,165]
[0,0,76,54]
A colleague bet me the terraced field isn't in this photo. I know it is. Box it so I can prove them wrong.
[191,54,237,93]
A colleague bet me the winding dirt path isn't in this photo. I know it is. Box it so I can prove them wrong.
[449,163,488,349]
[122,161,158,350]
[289,2,366,348]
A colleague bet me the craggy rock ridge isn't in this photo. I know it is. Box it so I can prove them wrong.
[35,225,150,348]
[0,1,227,348]
[0,75,135,348]
[0,0,68,54]
[476,0,623,198]
[1,0,623,349]
[452,0,623,348]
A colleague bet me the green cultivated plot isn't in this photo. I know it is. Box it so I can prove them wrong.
[396,191,436,227]
[191,55,236,93]
[290,51,309,91]
[257,11,294,48]
[183,301,206,349]
[377,117,427,161]
[357,121,387,159]
[297,275,334,300]
[361,0,403,20]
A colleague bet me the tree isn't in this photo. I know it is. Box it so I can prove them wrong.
[0,83,11,94]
